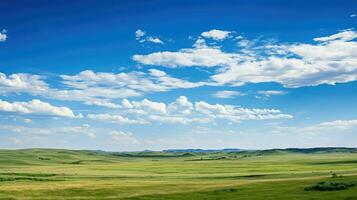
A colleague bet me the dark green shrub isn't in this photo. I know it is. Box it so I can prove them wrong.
[304,181,355,191]
[38,157,51,160]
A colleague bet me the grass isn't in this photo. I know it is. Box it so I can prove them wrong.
[0,148,356,199]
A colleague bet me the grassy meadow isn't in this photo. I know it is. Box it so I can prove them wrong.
[0,148,356,199]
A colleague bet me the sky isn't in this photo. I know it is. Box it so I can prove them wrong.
[0,0,357,151]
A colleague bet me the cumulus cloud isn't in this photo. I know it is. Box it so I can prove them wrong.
[214,30,357,87]
[201,29,231,40]
[0,72,49,95]
[0,71,137,108]
[213,90,245,98]
[0,99,78,118]
[193,38,208,49]
[89,96,292,125]
[167,96,193,115]
[130,98,167,115]
[134,29,357,88]
[0,69,202,108]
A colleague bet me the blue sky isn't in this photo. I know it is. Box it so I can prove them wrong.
[0,0,357,151]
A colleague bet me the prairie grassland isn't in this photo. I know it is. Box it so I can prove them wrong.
[0,149,356,199]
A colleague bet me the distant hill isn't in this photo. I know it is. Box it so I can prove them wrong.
[0,147,356,166]
[163,148,242,153]
[163,147,357,154]
[281,147,357,153]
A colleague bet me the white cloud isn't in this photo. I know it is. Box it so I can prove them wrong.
[195,101,292,122]
[193,38,208,48]
[0,125,44,134]
[0,124,131,141]
[87,113,147,125]
[167,96,193,115]
[0,99,77,118]
[201,29,231,40]
[255,90,287,100]
[148,69,205,89]
[135,29,146,39]
[313,30,357,42]
[61,70,201,95]
[271,119,357,136]
[135,29,164,44]
[213,90,245,98]
[0,73,49,95]
[306,119,357,131]
[133,47,241,68]
[236,39,254,48]
[84,100,121,109]
[350,14,356,18]
[212,30,357,87]
[146,36,164,44]
[90,96,292,125]
[131,98,167,115]
[134,29,357,88]
[147,115,210,125]
[257,90,287,96]
[0,30,7,42]
[0,69,203,108]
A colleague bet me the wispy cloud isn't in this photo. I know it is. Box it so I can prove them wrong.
[146,36,164,44]
[271,119,357,136]
[135,29,164,44]
[135,29,146,38]
[213,90,245,98]
[0,29,7,42]
[133,47,241,68]
[0,124,135,142]
[257,90,287,97]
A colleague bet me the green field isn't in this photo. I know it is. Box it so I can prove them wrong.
[0,148,357,199]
